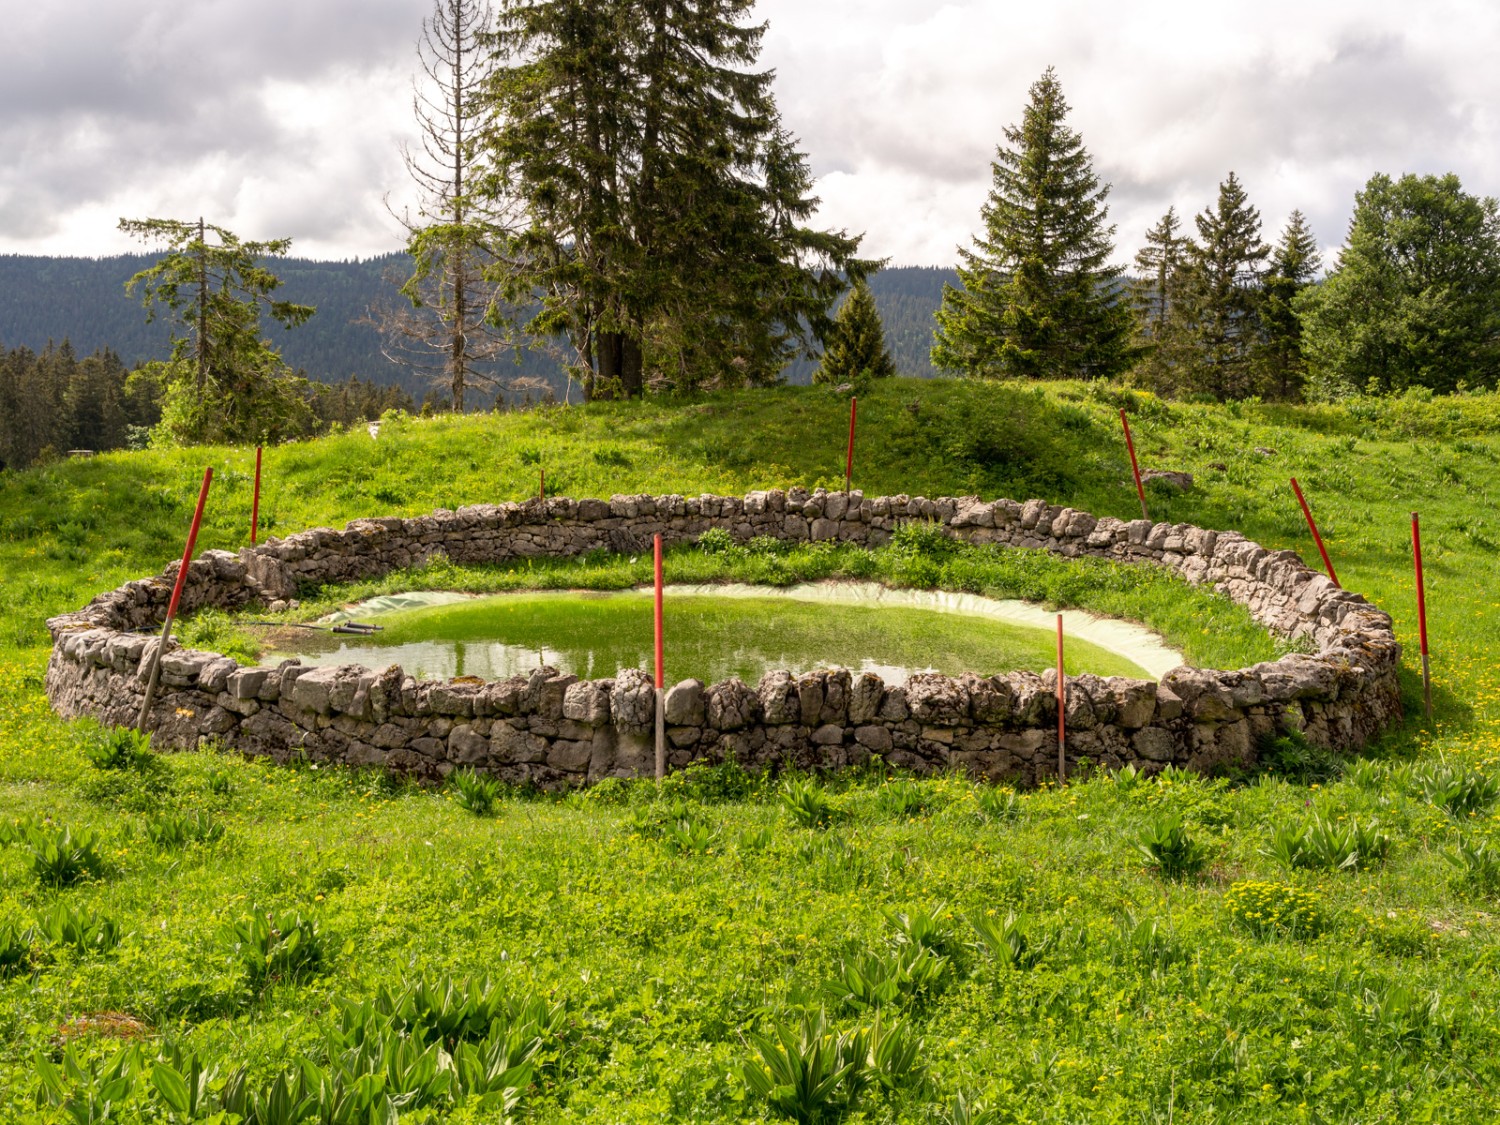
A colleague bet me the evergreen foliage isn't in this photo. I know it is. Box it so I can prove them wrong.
[0,340,410,470]
[118,218,318,445]
[1129,206,1193,393]
[814,282,896,387]
[1173,172,1269,400]
[481,0,874,399]
[1295,172,1500,397]
[932,67,1133,382]
[1260,210,1321,400]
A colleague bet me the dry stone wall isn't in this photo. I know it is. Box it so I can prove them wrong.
[45,489,1403,786]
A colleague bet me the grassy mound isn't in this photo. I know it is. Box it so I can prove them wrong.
[3,377,1500,1121]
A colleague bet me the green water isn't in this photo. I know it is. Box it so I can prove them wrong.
[269,590,1152,685]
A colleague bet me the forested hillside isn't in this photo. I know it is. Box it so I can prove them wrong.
[0,255,953,396]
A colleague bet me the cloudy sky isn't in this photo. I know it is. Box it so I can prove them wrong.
[3,0,1497,268]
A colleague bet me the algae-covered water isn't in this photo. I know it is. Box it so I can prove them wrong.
[267,586,1160,685]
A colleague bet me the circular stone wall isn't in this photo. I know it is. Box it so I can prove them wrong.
[45,490,1403,787]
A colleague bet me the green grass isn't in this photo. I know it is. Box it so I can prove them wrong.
[4,377,1500,1121]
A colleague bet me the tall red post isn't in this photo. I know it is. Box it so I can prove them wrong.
[1290,478,1339,587]
[654,533,665,781]
[845,396,858,494]
[138,468,214,731]
[1413,512,1432,719]
[1119,408,1149,521]
[250,445,262,546]
[539,468,545,503]
[1056,614,1066,784]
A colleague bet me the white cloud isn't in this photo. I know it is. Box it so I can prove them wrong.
[2,0,1499,266]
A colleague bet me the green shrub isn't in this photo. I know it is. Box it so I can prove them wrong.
[82,724,154,770]
[144,810,225,849]
[8,823,111,887]
[873,779,936,820]
[450,768,501,816]
[220,910,325,988]
[662,815,718,855]
[1224,880,1326,937]
[741,1009,866,1123]
[782,778,840,829]
[822,945,948,1010]
[885,903,954,956]
[1446,837,1500,895]
[697,527,735,556]
[0,921,35,976]
[35,901,122,955]
[969,911,1051,971]
[974,786,1023,823]
[1266,814,1390,871]
[736,826,773,852]
[1415,762,1500,818]
[1131,812,1212,879]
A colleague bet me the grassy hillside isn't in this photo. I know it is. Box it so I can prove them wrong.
[4,378,1500,1122]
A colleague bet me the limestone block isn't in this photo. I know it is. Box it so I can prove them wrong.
[611,668,656,731]
[664,679,706,726]
[563,680,612,726]
[706,678,757,731]
[758,671,800,725]
[905,673,969,726]
[847,672,884,724]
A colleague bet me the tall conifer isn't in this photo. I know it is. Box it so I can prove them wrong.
[932,67,1132,381]
[483,0,872,399]
[1175,172,1269,400]
[1261,211,1320,400]
[1129,207,1193,393]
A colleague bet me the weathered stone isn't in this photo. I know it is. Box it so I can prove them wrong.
[906,673,969,726]
[563,680,611,726]
[610,669,656,731]
[847,672,884,724]
[706,678,757,731]
[664,679,705,726]
[758,671,800,725]
[854,725,893,752]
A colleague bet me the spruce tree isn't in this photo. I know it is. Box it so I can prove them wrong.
[931,67,1132,381]
[482,0,872,399]
[1129,207,1193,393]
[1296,172,1500,396]
[814,282,896,386]
[1260,211,1320,400]
[119,218,317,444]
[1175,172,1269,400]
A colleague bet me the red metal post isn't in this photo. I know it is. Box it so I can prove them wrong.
[138,468,214,731]
[538,468,545,503]
[653,533,665,781]
[845,396,858,494]
[1413,512,1432,719]
[1056,613,1066,784]
[1120,408,1149,521]
[1290,478,1339,588]
[250,445,262,546]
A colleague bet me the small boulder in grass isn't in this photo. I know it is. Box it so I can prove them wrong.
[1142,469,1194,491]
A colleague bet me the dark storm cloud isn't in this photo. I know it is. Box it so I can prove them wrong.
[3,0,1498,263]
[0,0,424,248]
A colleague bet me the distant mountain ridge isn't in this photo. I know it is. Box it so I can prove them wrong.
[0,254,956,398]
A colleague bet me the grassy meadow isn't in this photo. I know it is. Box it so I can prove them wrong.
[3,377,1500,1122]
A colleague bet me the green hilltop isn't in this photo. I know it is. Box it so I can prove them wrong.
[4,379,1500,1120]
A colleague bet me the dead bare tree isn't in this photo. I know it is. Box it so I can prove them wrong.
[377,0,519,412]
